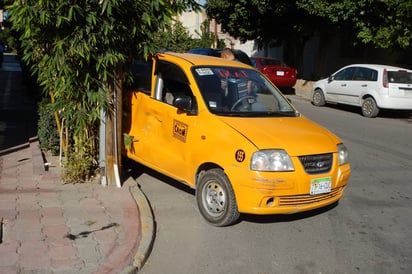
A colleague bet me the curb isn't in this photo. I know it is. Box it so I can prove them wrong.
[122,177,155,273]
[29,136,46,175]
[0,141,29,157]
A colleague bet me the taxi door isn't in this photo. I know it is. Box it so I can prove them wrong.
[141,60,199,184]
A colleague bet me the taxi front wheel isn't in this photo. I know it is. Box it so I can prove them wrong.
[196,168,240,227]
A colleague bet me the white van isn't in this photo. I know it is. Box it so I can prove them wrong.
[312,64,412,117]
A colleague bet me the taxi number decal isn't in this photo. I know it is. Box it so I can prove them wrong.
[235,149,246,163]
[195,68,214,76]
[173,120,188,142]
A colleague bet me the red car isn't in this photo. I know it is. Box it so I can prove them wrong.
[251,57,297,92]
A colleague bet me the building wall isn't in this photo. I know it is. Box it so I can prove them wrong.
[178,10,256,55]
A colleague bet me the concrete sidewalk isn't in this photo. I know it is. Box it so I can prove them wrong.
[0,54,154,273]
[0,137,153,273]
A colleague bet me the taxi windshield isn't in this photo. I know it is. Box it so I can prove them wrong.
[192,66,296,117]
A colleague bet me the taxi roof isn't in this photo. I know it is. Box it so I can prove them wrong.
[154,51,255,69]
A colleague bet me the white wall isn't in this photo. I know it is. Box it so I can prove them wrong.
[178,10,255,55]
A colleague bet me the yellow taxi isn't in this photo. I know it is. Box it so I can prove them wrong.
[123,52,351,226]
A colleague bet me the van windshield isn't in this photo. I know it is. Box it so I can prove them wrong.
[192,66,296,117]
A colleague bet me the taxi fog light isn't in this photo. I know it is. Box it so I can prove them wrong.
[337,143,349,165]
[251,150,294,171]
[266,197,275,207]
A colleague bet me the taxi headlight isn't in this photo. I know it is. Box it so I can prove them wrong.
[337,143,349,165]
[251,150,294,171]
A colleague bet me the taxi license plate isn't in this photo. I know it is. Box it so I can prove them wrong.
[310,177,331,195]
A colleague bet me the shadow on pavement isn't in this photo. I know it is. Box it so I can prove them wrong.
[318,103,412,119]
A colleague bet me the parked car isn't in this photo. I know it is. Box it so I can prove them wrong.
[312,64,412,117]
[124,52,351,226]
[251,57,297,92]
[187,48,254,67]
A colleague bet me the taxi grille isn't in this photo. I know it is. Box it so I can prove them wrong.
[298,153,332,174]
[279,188,341,206]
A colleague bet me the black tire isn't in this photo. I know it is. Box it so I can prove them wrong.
[196,168,240,226]
[361,97,379,118]
[312,89,325,106]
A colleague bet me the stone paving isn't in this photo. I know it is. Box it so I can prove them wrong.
[0,138,145,273]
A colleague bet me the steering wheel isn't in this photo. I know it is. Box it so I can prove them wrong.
[230,96,256,111]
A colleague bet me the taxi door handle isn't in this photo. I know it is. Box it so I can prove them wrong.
[361,84,367,87]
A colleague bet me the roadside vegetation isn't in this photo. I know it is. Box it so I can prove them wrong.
[5,0,202,184]
[1,0,410,184]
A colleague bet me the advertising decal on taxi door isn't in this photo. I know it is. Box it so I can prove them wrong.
[173,119,188,143]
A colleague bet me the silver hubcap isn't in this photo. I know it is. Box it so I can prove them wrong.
[203,182,226,216]
[314,92,321,104]
[363,100,373,115]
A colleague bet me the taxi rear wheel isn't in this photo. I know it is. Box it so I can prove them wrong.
[196,168,240,227]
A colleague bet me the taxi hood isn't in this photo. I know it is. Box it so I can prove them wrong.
[220,116,340,156]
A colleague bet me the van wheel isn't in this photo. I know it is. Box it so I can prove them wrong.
[196,168,239,226]
[312,89,325,106]
[362,97,379,118]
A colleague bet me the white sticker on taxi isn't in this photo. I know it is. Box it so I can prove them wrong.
[195,68,214,76]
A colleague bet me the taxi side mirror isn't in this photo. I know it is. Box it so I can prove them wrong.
[173,95,195,114]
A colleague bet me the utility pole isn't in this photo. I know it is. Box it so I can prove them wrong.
[104,68,123,187]
[213,18,218,48]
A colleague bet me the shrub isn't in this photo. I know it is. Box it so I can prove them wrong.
[63,151,97,184]
[37,98,60,155]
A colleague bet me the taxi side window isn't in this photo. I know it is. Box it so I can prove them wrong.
[162,79,192,105]
[156,61,194,108]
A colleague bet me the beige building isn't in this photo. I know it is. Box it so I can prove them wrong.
[177,9,256,56]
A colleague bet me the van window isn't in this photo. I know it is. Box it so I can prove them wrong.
[388,71,412,84]
[334,67,355,80]
[353,67,377,81]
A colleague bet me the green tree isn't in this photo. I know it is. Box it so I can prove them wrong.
[152,18,224,52]
[206,0,412,50]
[206,0,320,46]
[193,19,221,48]
[204,0,323,69]
[153,21,194,52]
[297,0,412,49]
[8,0,199,184]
